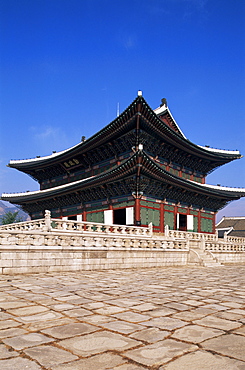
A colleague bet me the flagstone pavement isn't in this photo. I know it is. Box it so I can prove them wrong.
[0,266,244,369]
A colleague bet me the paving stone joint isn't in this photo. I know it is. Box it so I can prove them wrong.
[0,266,244,369]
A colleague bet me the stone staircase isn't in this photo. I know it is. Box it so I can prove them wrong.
[188,240,223,267]
[195,249,223,267]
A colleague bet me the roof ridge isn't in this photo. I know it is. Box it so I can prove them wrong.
[220,216,245,219]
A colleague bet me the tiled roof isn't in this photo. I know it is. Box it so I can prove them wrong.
[8,94,242,170]
[2,151,245,206]
[154,104,187,138]
[197,146,240,155]
[216,217,245,237]
[196,183,245,193]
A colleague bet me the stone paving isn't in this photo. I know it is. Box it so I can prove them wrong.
[0,266,244,369]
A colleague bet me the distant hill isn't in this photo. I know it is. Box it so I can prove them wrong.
[0,201,30,224]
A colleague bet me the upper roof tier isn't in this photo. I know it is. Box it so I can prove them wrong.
[8,93,242,182]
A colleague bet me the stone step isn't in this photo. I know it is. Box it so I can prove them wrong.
[201,253,223,267]
[189,248,223,267]
[205,264,223,267]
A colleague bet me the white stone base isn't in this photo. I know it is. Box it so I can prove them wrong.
[0,247,188,274]
[211,252,245,264]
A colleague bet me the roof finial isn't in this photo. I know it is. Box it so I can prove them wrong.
[138,90,142,97]
[160,98,167,107]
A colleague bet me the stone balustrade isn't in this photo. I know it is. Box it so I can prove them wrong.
[0,213,153,237]
[52,218,152,236]
[1,215,244,249]
[225,235,245,244]
[166,227,218,241]
[0,214,244,251]
[0,218,47,231]
[0,229,187,250]
[205,241,245,252]
[205,239,245,265]
[166,228,245,247]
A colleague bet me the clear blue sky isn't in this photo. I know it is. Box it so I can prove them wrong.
[0,0,244,221]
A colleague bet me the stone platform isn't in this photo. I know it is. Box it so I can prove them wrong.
[1,218,245,274]
[0,266,244,369]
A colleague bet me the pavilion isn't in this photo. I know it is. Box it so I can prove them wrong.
[2,91,245,233]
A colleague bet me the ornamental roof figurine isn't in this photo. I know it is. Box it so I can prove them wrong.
[1,92,245,233]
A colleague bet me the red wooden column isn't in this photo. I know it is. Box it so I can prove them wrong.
[160,202,164,233]
[212,213,216,233]
[198,209,201,233]
[135,198,141,226]
[108,204,114,231]
[82,210,87,231]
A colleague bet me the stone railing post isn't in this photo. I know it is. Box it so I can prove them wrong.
[186,235,190,250]
[164,224,169,237]
[148,222,153,237]
[43,210,51,232]
[224,231,228,242]
[200,235,205,251]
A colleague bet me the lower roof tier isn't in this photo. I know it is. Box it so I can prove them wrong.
[2,151,245,214]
